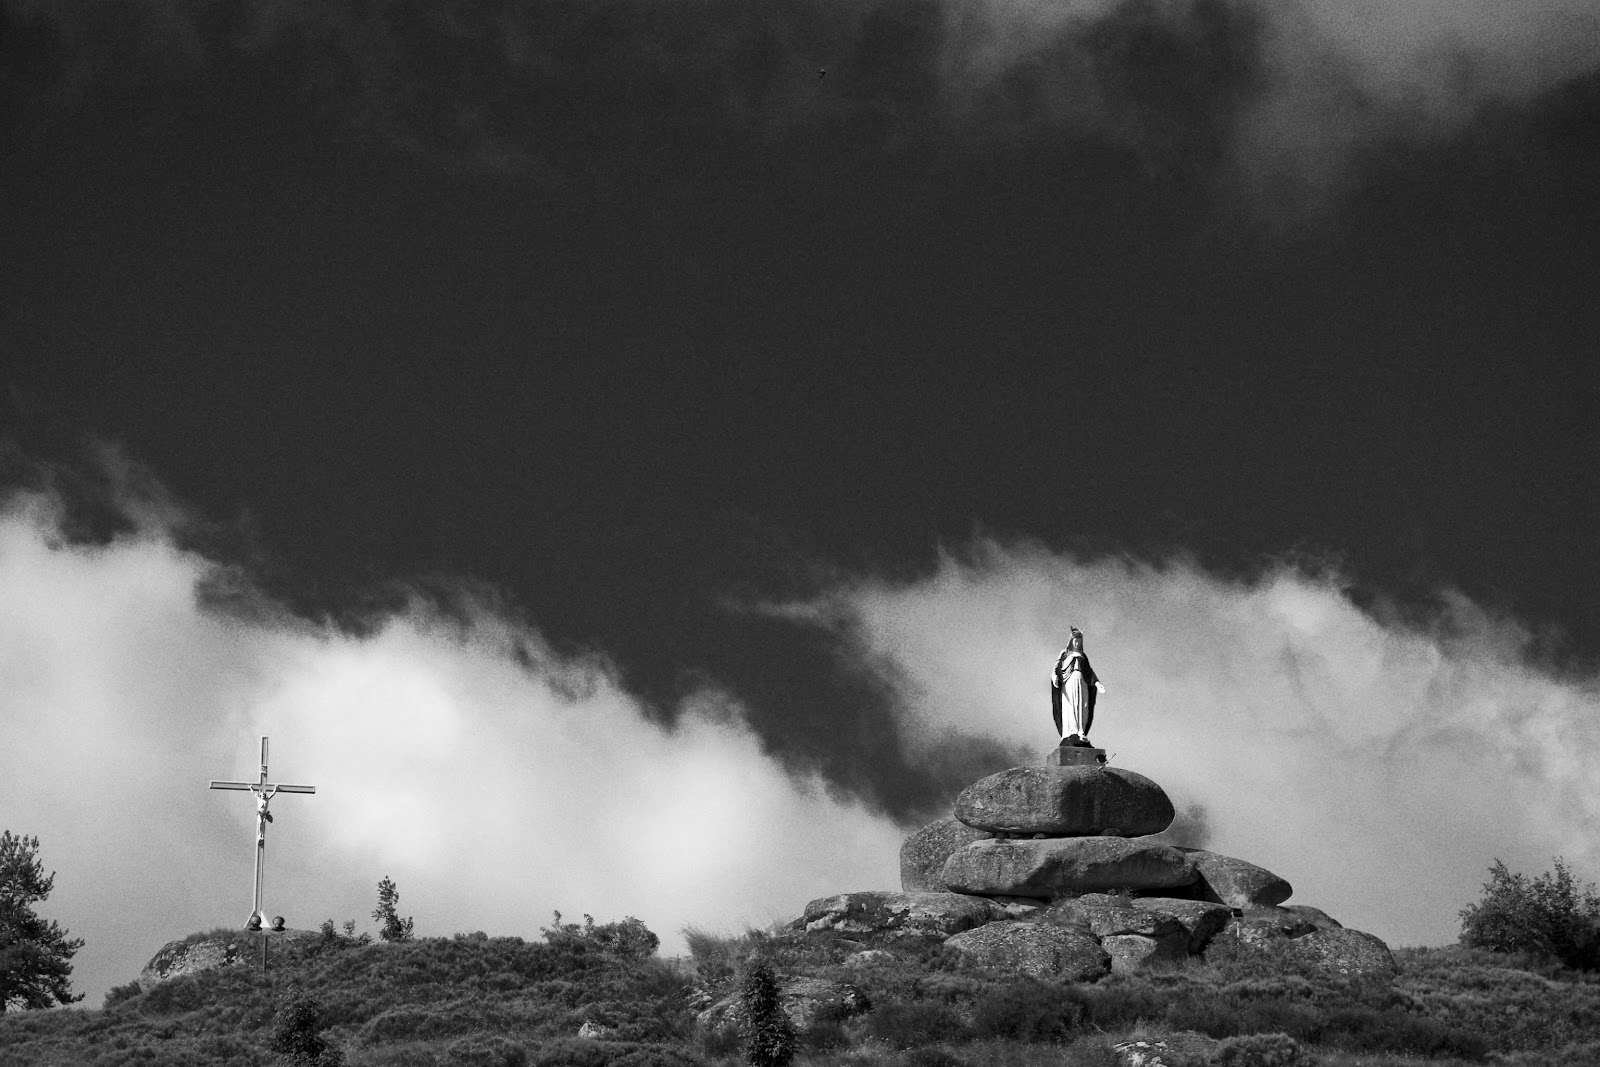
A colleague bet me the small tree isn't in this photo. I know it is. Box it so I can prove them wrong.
[1460,857,1600,969]
[269,990,344,1065]
[740,962,795,1067]
[372,877,414,942]
[0,831,85,1012]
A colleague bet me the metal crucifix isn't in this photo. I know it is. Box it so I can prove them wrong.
[210,737,315,931]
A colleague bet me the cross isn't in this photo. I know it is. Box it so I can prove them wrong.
[210,737,315,930]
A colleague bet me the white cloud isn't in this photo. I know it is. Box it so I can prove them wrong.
[0,490,902,1008]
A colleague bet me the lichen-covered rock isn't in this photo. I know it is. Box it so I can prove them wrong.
[697,975,871,1031]
[1228,906,1319,945]
[954,766,1175,837]
[140,928,319,990]
[942,837,1196,898]
[900,816,992,891]
[1101,931,1191,972]
[1176,849,1292,907]
[1286,928,1398,980]
[1039,895,1187,940]
[942,921,1110,979]
[1114,1031,1220,1067]
[1129,898,1234,953]
[794,891,1002,937]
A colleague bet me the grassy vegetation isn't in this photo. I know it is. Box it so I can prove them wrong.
[5,919,1600,1066]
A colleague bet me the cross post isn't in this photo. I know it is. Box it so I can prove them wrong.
[210,737,316,932]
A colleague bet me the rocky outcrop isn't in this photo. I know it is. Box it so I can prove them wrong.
[140,928,319,989]
[900,816,991,892]
[942,922,1110,980]
[1175,849,1293,908]
[697,975,871,1031]
[955,766,1174,837]
[1101,931,1189,972]
[1129,898,1233,953]
[1286,928,1398,980]
[942,837,1196,898]
[793,736,1393,978]
[794,891,1002,937]
[1230,905,1322,944]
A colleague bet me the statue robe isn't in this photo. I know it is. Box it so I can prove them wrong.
[1051,650,1099,739]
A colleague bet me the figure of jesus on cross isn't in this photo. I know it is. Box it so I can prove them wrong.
[210,737,315,931]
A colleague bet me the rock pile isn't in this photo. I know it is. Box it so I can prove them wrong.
[794,743,1396,980]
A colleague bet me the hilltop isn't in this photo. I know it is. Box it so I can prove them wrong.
[4,912,1600,1066]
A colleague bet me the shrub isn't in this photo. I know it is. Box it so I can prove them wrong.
[683,926,740,983]
[1210,1032,1303,1066]
[1459,858,1600,970]
[858,1001,968,1047]
[1062,1033,1122,1067]
[269,990,344,1066]
[969,980,1090,1042]
[103,980,144,1010]
[543,913,660,960]
[740,963,795,1067]
[903,1046,969,1067]
[445,1034,529,1067]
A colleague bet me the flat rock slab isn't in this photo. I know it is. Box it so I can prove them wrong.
[1177,848,1293,907]
[1114,1032,1221,1067]
[1129,898,1233,953]
[942,837,1196,898]
[795,891,1001,938]
[1039,896,1187,939]
[900,816,992,892]
[955,765,1174,836]
[943,921,1110,980]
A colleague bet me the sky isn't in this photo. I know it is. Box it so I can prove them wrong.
[1,0,1597,1009]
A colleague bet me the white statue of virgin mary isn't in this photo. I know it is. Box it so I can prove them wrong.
[1051,627,1106,744]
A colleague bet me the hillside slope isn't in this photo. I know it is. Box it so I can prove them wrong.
[4,917,1600,1066]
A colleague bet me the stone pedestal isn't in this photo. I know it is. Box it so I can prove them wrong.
[1047,744,1107,767]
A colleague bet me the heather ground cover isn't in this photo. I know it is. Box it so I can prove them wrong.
[5,920,1600,1066]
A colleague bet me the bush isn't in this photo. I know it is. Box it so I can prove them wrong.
[969,980,1090,1042]
[1459,858,1600,970]
[270,990,344,1066]
[543,913,660,960]
[103,980,144,1010]
[903,1047,969,1067]
[857,1001,968,1048]
[740,963,795,1067]
[682,926,740,983]
[445,1034,529,1067]
[1211,1032,1303,1066]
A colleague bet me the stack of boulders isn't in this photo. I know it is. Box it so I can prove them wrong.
[794,744,1395,980]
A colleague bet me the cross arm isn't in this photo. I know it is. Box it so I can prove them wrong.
[210,781,257,790]
[273,785,316,794]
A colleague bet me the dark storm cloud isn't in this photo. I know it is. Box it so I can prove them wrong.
[7,0,1597,204]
